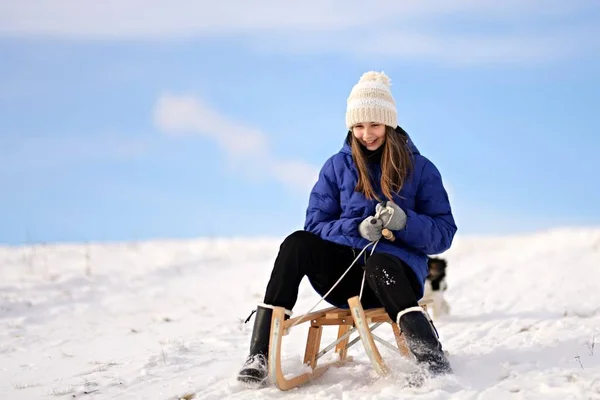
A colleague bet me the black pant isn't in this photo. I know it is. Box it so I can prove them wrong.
[263,230,421,321]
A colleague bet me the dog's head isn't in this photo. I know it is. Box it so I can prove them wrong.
[427,257,447,290]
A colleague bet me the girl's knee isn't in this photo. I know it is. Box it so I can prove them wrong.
[365,252,398,272]
[281,230,321,250]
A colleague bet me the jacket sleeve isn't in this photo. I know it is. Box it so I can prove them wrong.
[393,159,457,255]
[304,157,363,237]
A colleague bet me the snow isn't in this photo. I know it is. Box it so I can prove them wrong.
[2,228,600,399]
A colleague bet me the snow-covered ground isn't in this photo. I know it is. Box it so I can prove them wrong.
[2,228,600,399]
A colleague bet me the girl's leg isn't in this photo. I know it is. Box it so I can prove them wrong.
[363,252,421,320]
[239,230,357,385]
[362,252,452,376]
[263,230,358,309]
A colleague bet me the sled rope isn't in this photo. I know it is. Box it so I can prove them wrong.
[288,239,379,331]
[358,239,379,299]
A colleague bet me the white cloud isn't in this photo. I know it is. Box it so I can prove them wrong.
[251,29,584,66]
[153,94,319,193]
[0,1,586,36]
[1,1,596,64]
[0,134,148,170]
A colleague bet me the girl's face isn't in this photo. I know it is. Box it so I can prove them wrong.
[352,122,386,151]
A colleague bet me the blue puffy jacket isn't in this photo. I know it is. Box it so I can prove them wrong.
[304,128,457,298]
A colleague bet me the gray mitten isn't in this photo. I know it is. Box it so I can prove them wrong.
[358,216,383,241]
[375,201,407,230]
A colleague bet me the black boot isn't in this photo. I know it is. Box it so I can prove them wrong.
[398,309,452,376]
[237,305,273,385]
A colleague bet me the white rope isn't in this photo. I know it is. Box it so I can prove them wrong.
[288,237,381,331]
[358,269,367,300]
[358,239,379,300]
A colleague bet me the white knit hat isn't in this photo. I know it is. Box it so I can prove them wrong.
[345,71,397,130]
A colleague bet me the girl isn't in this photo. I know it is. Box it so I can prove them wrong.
[237,71,457,385]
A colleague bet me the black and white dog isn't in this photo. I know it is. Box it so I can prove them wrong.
[422,257,450,319]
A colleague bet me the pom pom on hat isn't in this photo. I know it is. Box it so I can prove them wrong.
[345,70,397,130]
[357,70,392,87]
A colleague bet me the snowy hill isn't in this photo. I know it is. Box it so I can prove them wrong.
[1,228,600,399]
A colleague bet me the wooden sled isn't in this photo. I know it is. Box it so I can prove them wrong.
[267,295,434,390]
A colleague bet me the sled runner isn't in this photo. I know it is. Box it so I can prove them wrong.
[267,294,434,390]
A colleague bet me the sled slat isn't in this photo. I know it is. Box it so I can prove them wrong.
[283,306,338,330]
[325,310,351,319]
[312,318,353,326]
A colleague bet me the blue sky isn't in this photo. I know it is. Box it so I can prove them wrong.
[1,1,599,245]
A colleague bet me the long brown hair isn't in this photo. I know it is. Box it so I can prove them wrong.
[351,126,414,201]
